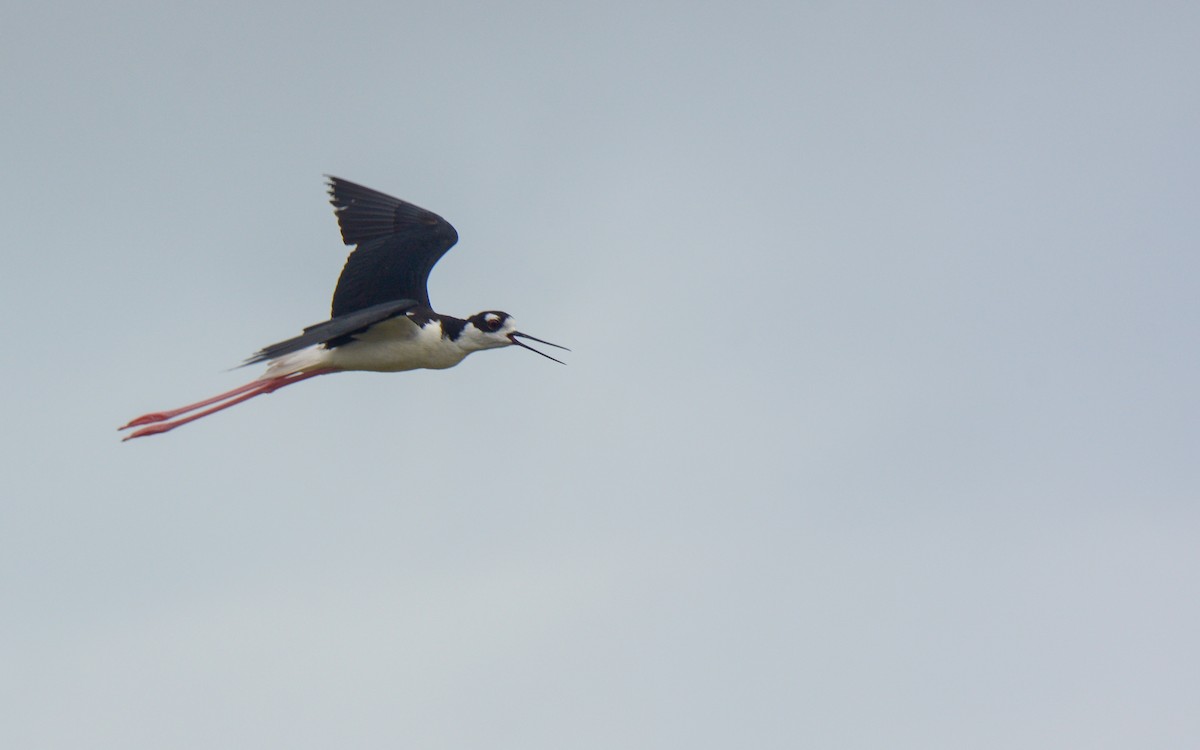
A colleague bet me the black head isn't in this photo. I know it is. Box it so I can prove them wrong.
[461,311,569,363]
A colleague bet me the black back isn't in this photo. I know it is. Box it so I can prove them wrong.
[243,298,419,366]
[326,177,459,316]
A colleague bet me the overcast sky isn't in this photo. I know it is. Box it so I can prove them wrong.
[3,1,1199,748]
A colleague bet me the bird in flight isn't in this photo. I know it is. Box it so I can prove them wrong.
[120,177,567,441]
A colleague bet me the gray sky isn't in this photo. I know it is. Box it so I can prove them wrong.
[3,1,1198,748]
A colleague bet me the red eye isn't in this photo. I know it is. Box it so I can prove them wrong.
[487,316,502,331]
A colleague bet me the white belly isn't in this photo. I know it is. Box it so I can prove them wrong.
[326,317,469,372]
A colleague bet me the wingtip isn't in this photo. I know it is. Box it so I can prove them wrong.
[323,174,342,198]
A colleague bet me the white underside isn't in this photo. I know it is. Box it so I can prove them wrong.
[263,317,471,377]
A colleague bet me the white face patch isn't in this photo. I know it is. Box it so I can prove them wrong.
[458,313,517,352]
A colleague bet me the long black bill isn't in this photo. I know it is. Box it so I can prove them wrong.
[509,332,570,365]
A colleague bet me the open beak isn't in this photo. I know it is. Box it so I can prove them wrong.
[508,332,570,364]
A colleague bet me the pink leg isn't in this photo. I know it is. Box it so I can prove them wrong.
[120,369,333,441]
[120,378,280,429]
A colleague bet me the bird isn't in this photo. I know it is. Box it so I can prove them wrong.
[119,176,567,441]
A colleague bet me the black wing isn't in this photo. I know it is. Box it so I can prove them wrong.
[244,299,418,366]
[326,176,459,317]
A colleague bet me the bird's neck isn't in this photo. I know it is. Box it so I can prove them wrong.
[405,308,466,341]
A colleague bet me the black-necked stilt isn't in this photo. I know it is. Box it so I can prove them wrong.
[120,177,567,441]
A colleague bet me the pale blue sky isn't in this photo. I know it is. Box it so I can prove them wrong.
[3,1,1199,748]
